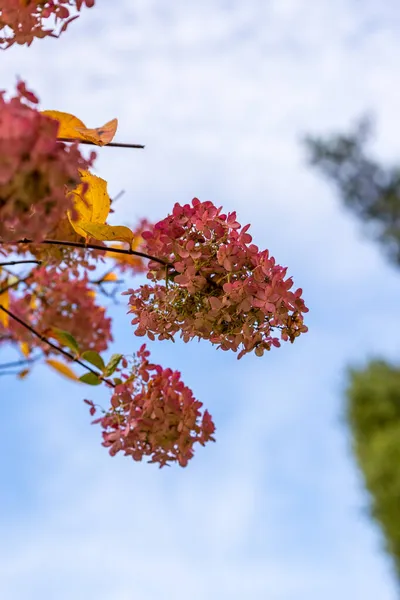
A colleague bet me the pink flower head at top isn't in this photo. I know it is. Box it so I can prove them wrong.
[0,81,94,242]
[126,198,308,359]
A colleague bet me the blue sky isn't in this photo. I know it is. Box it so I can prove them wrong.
[2,1,400,598]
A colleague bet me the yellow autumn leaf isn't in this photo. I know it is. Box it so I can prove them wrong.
[20,342,31,357]
[41,110,86,138]
[68,171,110,237]
[41,111,118,146]
[76,222,134,246]
[18,369,30,380]
[75,118,118,146]
[107,240,143,269]
[0,285,9,328]
[29,295,37,311]
[45,359,80,382]
[102,272,118,281]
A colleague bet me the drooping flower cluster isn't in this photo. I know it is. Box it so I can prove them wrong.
[0,81,94,242]
[126,198,308,359]
[86,344,215,467]
[1,266,112,353]
[0,0,95,49]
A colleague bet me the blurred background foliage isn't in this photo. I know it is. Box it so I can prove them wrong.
[305,124,400,580]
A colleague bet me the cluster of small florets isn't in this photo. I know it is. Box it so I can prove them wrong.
[0,82,94,243]
[0,0,95,48]
[1,267,112,353]
[126,198,308,359]
[86,344,215,467]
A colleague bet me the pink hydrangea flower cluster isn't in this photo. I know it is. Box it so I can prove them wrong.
[86,344,215,468]
[0,81,94,242]
[126,198,308,359]
[1,266,112,353]
[0,0,95,48]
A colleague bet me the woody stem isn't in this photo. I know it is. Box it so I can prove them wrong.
[0,304,115,388]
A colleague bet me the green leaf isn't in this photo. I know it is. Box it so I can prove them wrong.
[51,328,80,355]
[81,350,105,372]
[104,353,123,376]
[113,377,123,386]
[79,372,102,386]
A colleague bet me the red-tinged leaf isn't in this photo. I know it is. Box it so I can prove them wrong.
[75,118,118,146]
[84,399,97,416]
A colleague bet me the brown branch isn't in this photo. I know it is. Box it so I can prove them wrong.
[8,239,170,267]
[0,273,33,295]
[0,357,39,369]
[0,370,24,377]
[57,138,145,149]
[0,304,115,388]
[0,260,42,267]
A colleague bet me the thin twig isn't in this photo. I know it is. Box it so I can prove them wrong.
[0,260,42,267]
[0,273,32,295]
[0,304,115,388]
[57,138,145,149]
[8,239,169,267]
[0,370,24,377]
[111,190,125,203]
[0,357,39,369]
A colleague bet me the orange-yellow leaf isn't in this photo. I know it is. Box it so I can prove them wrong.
[45,359,79,381]
[0,286,9,328]
[18,369,30,380]
[20,342,31,357]
[75,118,118,146]
[68,171,110,237]
[77,222,134,246]
[29,295,37,311]
[41,110,86,138]
[107,240,143,268]
[41,111,118,146]
[102,272,118,281]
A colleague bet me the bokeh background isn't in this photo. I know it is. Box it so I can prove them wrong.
[2,1,400,598]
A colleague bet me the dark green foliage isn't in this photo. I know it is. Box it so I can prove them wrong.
[347,360,400,578]
[304,117,400,265]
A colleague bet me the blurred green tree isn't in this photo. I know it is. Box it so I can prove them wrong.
[305,121,400,579]
[347,361,400,578]
[305,117,400,265]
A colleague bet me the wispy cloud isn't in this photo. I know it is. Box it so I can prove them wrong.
[1,1,400,598]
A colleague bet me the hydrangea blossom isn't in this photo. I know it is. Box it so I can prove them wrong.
[126,198,308,359]
[0,266,112,353]
[0,81,94,242]
[86,345,215,467]
[0,0,95,49]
